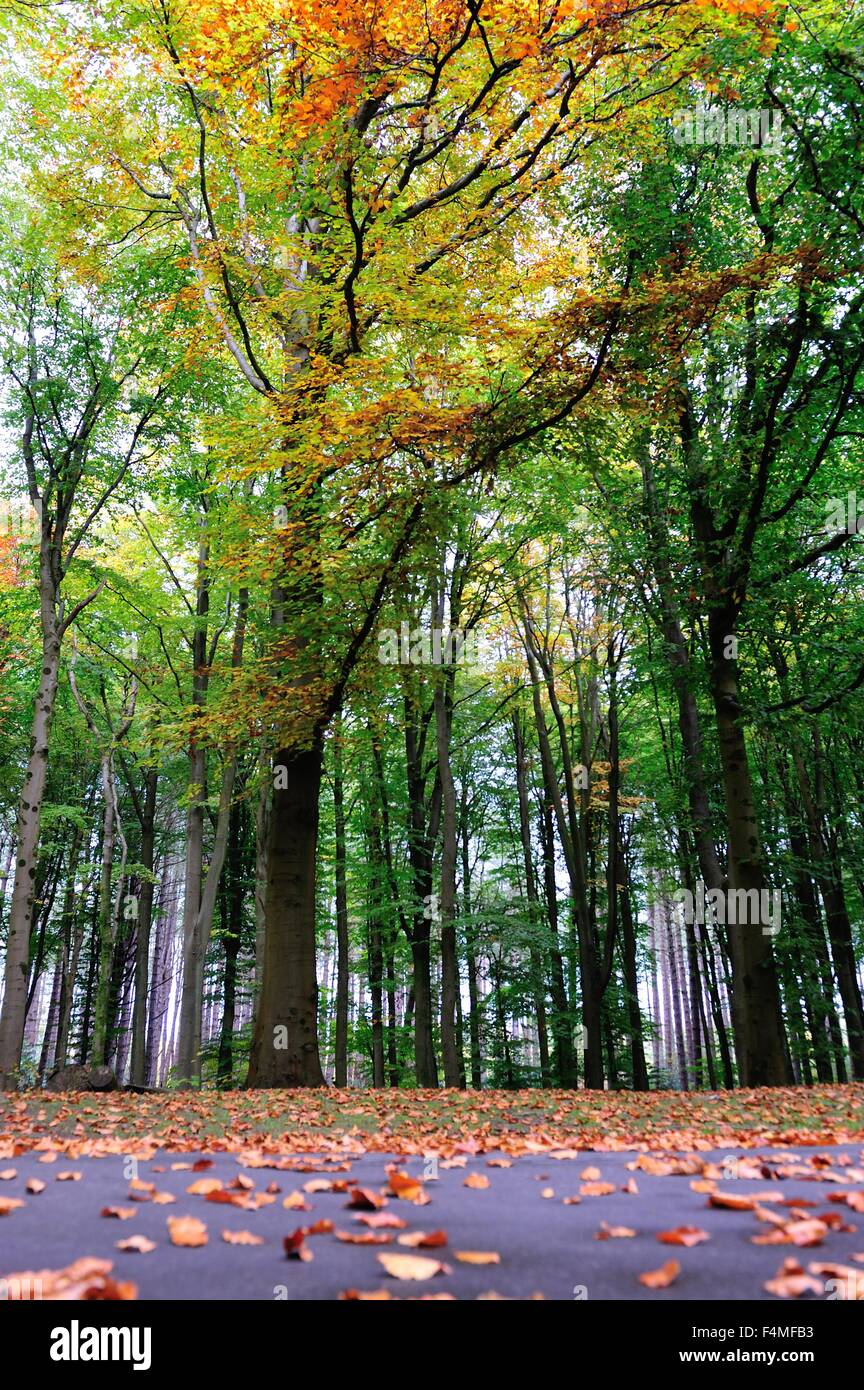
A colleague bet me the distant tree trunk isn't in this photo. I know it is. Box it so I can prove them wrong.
[332,721,350,1087]
[435,673,462,1089]
[37,963,62,1083]
[460,797,482,1089]
[403,691,439,1088]
[618,842,649,1090]
[131,765,158,1088]
[539,799,574,1086]
[512,711,550,1086]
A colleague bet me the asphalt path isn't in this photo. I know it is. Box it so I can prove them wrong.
[1,1144,862,1300]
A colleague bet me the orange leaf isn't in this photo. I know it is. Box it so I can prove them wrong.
[638,1259,681,1289]
[167,1216,208,1248]
[657,1226,710,1247]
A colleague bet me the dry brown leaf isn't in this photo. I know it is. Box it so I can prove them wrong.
[283,1191,312,1211]
[335,1229,393,1245]
[186,1178,223,1196]
[385,1167,428,1204]
[707,1192,756,1211]
[764,1258,823,1299]
[595,1222,637,1239]
[463,1173,489,1190]
[0,1196,25,1215]
[283,1229,313,1261]
[354,1211,408,1230]
[397,1230,448,1248]
[347,1186,386,1210]
[658,1226,710,1247]
[26,1178,46,1195]
[377,1252,450,1281]
[222,1230,264,1246]
[0,1257,136,1301]
[167,1215,208,1248]
[580,1181,616,1197]
[454,1251,500,1265]
[101,1206,136,1220]
[638,1259,681,1289]
[115,1236,156,1254]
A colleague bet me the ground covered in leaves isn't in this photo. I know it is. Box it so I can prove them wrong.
[2,1087,864,1300]
[2,1141,864,1301]
[2,1083,864,1161]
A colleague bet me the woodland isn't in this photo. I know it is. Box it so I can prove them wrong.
[1,0,863,1110]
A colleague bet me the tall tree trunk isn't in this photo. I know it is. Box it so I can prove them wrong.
[247,742,326,1087]
[707,611,791,1086]
[435,677,461,1088]
[0,626,61,1086]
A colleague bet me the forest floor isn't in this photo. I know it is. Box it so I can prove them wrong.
[1,1084,864,1300]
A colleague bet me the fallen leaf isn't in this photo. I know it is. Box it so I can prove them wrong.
[708,1192,756,1211]
[580,1181,616,1197]
[454,1251,500,1265]
[101,1206,136,1220]
[354,1212,408,1230]
[115,1236,156,1254]
[638,1259,681,1289]
[807,1261,864,1295]
[56,1171,82,1182]
[377,1252,450,1281]
[167,1216,208,1248]
[283,1229,313,1261]
[222,1230,264,1246]
[658,1226,710,1247]
[397,1230,448,1248]
[595,1222,637,1239]
[347,1186,386,1210]
[0,1197,25,1215]
[463,1173,489,1190]
[26,1178,46,1195]
[282,1191,311,1211]
[186,1178,223,1196]
[335,1230,393,1245]
[0,1257,136,1301]
[385,1168,428,1204]
[764,1258,823,1299]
